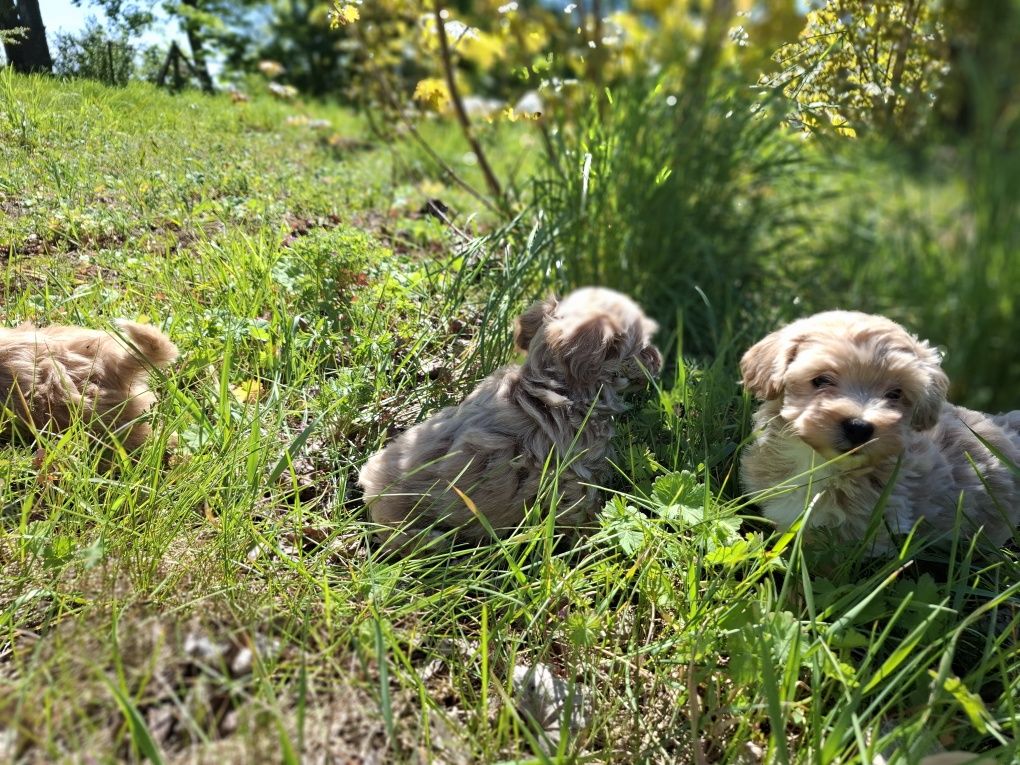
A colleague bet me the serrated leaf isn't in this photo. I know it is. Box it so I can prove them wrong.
[651,470,705,508]
[656,503,703,523]
[708,515,743,549]
[599,499,647,556]
[249,325,271,342]
[615,524,645,556]
[705,538,753,566]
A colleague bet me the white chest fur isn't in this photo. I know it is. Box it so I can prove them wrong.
[756,437,851,530]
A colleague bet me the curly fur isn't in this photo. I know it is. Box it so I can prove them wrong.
[0,319,178,450]
[740,310,1020,550]
[358,287,662,551]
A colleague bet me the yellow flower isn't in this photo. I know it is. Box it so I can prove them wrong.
[231,379,264,404]
[413,78,451,111]
[330,3,360,29]
[459,29,502,70]
[826,109,858,139]
[417,179,446,198]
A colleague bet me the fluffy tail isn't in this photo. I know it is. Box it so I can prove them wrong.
[112,319,179,372]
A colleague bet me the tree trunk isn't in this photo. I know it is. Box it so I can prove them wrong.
[180,0,214,92]
[0,0,53,73]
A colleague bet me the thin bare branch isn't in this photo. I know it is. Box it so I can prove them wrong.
[432,3,505,210]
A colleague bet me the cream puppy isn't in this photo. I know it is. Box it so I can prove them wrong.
[0,319,178,450]
[740,310,1020,549]
[359,287,662,552]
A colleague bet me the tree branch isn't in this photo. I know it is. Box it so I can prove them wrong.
[432,3,505,210]
[352,19,499,215]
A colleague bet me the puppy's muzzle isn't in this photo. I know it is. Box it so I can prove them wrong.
[618,347,662,390]
[840,417,874,449]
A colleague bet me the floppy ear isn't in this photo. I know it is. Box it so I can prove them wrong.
[740,327,801,401]
[547,313,621,386]
[910,343,949,431]
[513,296,558,353]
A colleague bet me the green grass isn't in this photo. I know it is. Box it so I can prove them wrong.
[1,69,1018,764]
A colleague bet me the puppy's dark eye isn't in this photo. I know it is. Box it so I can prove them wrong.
[885,388,903,401]
[812,375,835,389]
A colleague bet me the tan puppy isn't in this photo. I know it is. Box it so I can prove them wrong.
[740,310,1020,550]
[359,287,662,551]
[0,319,178,450]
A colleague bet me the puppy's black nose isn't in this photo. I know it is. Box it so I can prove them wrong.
[841,418,875,446]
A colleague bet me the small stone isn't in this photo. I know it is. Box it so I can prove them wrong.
[512,661,592,736]
[231,647,253,676]
[183,633,227,663]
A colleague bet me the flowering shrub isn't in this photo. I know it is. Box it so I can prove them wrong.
[323,1,811,209]
[765,0,949,137]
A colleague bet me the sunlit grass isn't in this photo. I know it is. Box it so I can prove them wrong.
[0,67,1017,765]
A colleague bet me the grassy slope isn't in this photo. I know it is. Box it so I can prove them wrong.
[0,72,1018,764]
